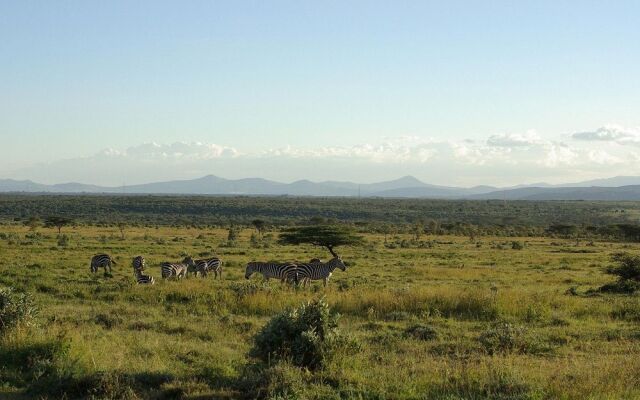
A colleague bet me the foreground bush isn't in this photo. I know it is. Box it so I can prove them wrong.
[0,335,73,388]
[0,286,37,334]
[600,252,640,293]
[251,298,357,370]
[479,322,528,355]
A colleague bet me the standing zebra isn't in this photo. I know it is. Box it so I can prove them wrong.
[161,256,195,279]
[296,257,346,287]
[132,256,155,285]
[90,254,117,274]
[195,257,223,279]
[245,262,298,284]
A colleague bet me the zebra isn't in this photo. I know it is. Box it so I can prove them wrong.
[245,262,298,284]
[296,257,346,287]
[195,257,223,279]
[161,256,195,279]
[91,254,117,274]
[132,256,155,285]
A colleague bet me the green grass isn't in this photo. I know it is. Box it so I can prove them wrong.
[1,225,639,399]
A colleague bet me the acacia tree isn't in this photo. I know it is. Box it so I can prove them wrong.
[278,225,364,258]
[252,219,266,237]
[44,216,73,235]
[117,222,126,240]
[24,216,41,231]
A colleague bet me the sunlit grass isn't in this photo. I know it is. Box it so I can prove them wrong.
[0,224,639,398]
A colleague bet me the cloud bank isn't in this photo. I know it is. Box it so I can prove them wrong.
[4,125,640,187]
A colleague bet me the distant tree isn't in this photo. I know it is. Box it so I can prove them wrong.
[380,223,393,243]
[614,224,640,242]
[278,225,364,258]
[227,226,238,242]
[426,220,439,235]
[117,222,126,240]
[413,219,425,241]
[250,232,260,248]
[252,219,266,237]
[309,216,326,225]
[24,216,41,231]
[44,216,73,235]
[546,224,577,238]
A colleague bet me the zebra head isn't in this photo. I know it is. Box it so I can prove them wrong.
[245,262,257,279]
[182,256,195,267]
[132,256,145,271]
[328,256,346,271]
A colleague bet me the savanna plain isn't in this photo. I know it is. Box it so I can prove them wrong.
[1,196,639,399]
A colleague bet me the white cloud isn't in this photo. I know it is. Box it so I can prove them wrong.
[6,126,640,186]
[587,149,623,165]
[572,124,640,145]
[261,139,440,163]
[101,142,240,160]
[486,130,543,147]
[540,143,579,167]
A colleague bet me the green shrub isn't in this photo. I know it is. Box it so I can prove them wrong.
[479,322,528,355]
[251,298,358,370]
[600,252,640,293]
[0,334,74,388]
[404,324,438,341]
[57,234,70,247]
[607,252,640,281]
[0,286,37,334]
[611,301,640,322]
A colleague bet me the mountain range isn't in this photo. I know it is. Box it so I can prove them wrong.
[2,175,640,200]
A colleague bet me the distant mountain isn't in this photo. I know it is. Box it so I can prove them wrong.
[0,179,50,192]
[469,185,640,201]
[2,175,640,200]
[557,176,640,188]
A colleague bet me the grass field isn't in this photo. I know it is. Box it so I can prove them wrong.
[1,224,639,399]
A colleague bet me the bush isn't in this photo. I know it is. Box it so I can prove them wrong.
[479,322,528,355]
[57,234,70,247]
[404,324,438,341]
[600,252,640,293]
[606,252,640,281]
[0,335,73,387]
[251,298,358,370]
[611,301,640,322]
[0,286,37,334]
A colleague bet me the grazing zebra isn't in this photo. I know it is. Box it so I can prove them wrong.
[195,257,223,279]
[161,256,195,279]
[245,262,298,284]
[132,256,155,285]
[296,257,346,287]
[90,254,117,274]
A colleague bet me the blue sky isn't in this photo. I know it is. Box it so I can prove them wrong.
[1,1,639,185]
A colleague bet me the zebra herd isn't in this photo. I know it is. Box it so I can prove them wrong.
[90,253,346,287]
[244,257,346,287]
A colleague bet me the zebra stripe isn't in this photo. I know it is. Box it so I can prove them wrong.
[245,262,298,284]
[132,256,145,271]
[296,257,346,287]
[91,253,117,274]
[195,257,223,279]
[132,256,154,285]
[161,257,195,279]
